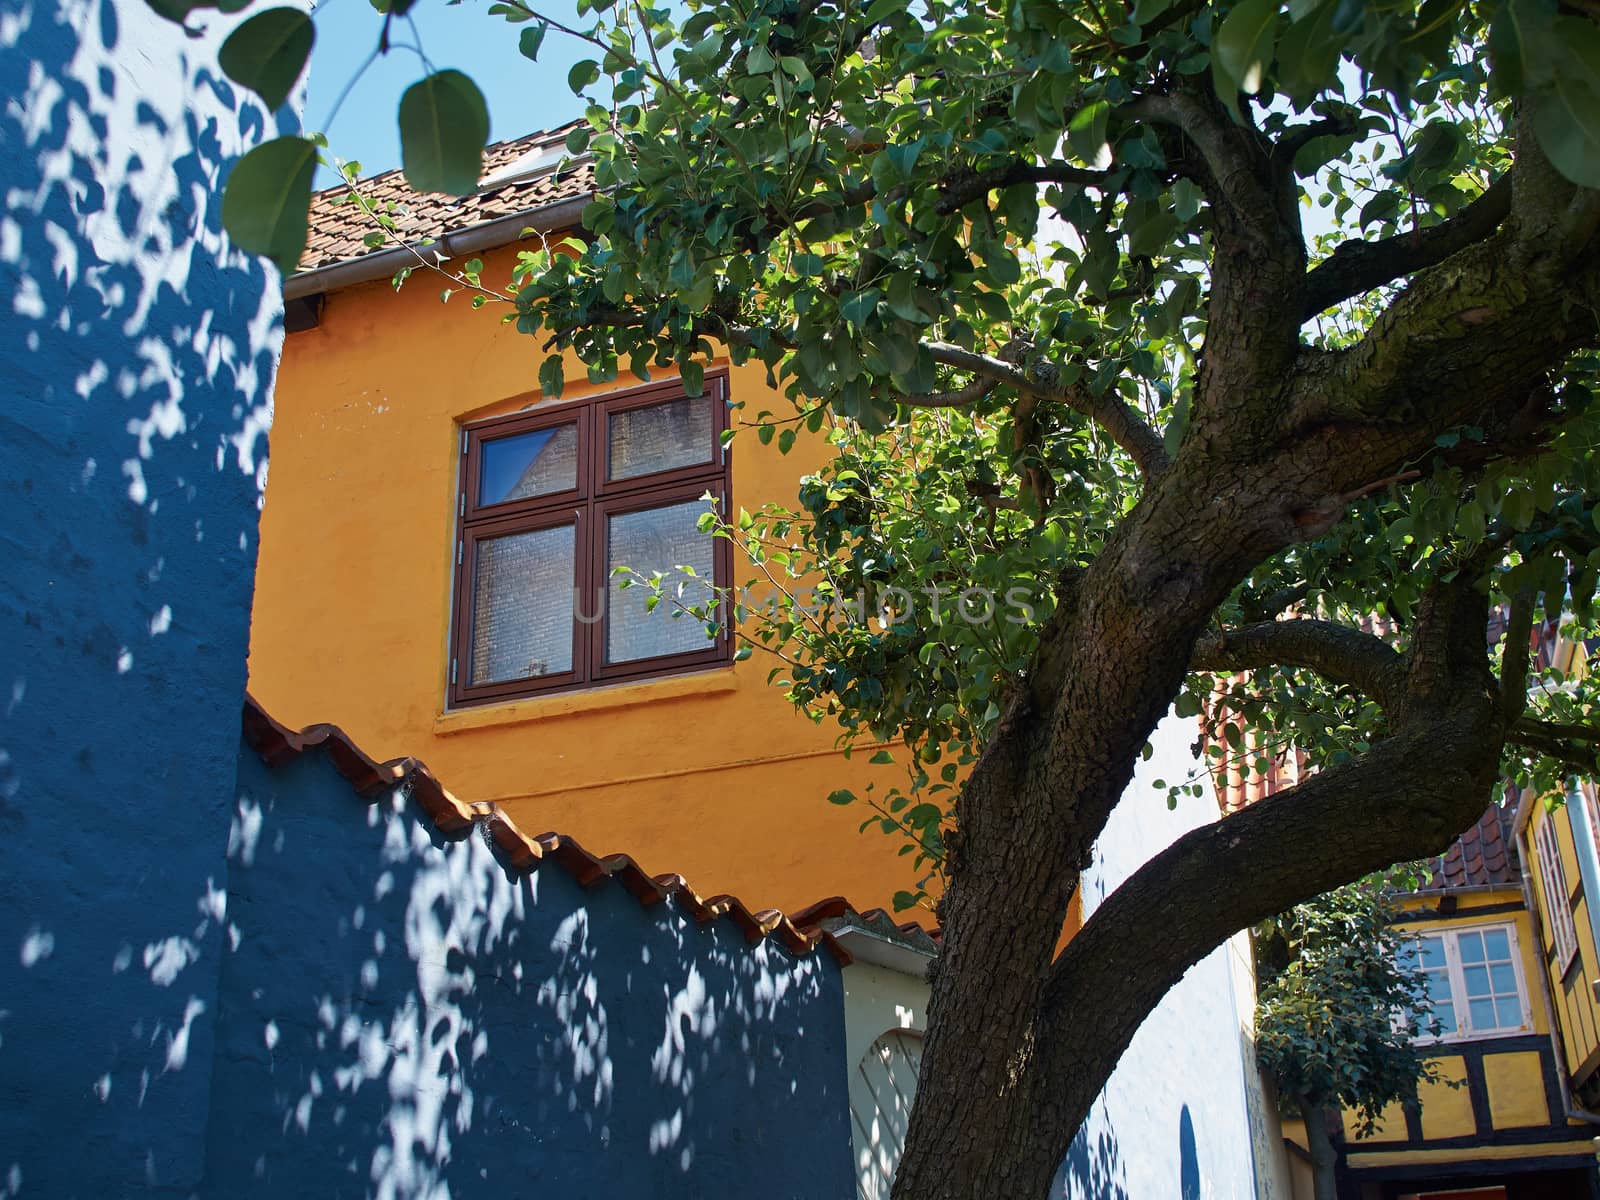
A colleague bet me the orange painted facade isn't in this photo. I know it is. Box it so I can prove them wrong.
[248,241,925,917]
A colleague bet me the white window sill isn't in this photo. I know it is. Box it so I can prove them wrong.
[1413,1024,1535,1047]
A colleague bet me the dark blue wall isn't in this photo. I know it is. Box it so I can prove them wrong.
[0,1,282,1194]
[209,743,855,1199]
[1,8,855,1199]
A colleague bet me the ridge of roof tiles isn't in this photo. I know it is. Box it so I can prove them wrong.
[241,695,938,963]
[298,122,595,274]
[1423,802,1520,891]
[789,896,942,954]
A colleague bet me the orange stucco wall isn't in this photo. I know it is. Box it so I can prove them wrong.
[247,242,929,918]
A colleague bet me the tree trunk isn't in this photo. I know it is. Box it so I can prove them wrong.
[1299,1099,1340,1200]
[888,446,1339,1198]
[885,93,1600,1200]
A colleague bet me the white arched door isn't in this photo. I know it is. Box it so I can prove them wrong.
[850,1029,924,1199]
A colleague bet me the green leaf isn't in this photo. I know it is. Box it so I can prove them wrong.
[1067,100,1112,168]
[519,22,549,60]
[539,355,565,398]
[221,135,317,274]
[1530,21,1600,188]
[219,8,315,111]
[569,58,602,93]
[1276,0,1343,103]
[839,288,881,330]
[1292,131,1358,176]
[1489,0,1555,96]
[1172,178,1203,221]
[1214,0,1281,97]
[399,70,489,195]
[145,0,249,25]
[1132,0,1175,24]
[1359,190,1401,227]
[827,788,857,805]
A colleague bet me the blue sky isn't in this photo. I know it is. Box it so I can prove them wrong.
[303,0,597,185]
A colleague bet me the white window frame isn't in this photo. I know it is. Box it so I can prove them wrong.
[1408,921,1533,1045]
[1534,814,1581,973]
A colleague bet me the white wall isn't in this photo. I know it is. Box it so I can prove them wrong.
[1058,711,1290,1200]
[843,957,930,1200]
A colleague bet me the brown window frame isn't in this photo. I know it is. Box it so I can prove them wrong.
[449,373,733,708]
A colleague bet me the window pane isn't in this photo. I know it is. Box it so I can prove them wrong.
[1490,962,1518,994]
[608,396,713,481]
[479,423,579,506]
[1495,996,1522,1026]
[1418,936,1448,969]
[470,525,575,685]
[1424,972,1452,1005]
[606,499,716,664]
[1483,929,1511,960]
[1435,999,1458,1034]
[1458,931,1486,964]
[1468,997,1498,1030]
[1462,964,1490,997]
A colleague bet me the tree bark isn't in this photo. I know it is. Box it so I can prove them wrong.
[1299,1099,1340,1200]
[888,93,1600,1200]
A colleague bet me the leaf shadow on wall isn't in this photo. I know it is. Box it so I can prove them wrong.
[206,744,852,1199]
[0,0,284,1191]
[1054,1095,1130,1200]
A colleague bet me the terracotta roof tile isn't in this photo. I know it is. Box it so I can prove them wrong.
[790,896,942,952]
[297,123,595,274]
[241,695,940,962]
[1422,802,1520,891]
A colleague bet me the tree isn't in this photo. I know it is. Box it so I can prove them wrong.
[168,0,1600,1194]
[1255,873,1443,1200]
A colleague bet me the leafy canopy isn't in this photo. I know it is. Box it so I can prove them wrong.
[173,0,1600,907]
[1254,872,1445,1135]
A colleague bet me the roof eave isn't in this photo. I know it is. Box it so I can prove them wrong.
[828,924,937,977]
[284,192,593,302]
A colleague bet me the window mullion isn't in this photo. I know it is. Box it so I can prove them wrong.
[1444,931,1470,1036]
[579,499,598,685]
[1508,923,1531,1028]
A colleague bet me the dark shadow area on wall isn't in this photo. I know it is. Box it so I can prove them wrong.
[0,0,290,1192]
[1179,1103,1201,1200]
[206,741,856,1199]
[1054,1096,1130,1200]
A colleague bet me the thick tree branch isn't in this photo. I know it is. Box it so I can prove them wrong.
[1018,578,1505,1183]
[1190,618,1406,712]
[1508,717,1600,771]
[1281,120,1600,463]
[1300,175,1513,320]
[771,153,1115,244]
[1498,592,1536,725]
[896,374,1000,409]
[1121,88,1285,236]
[1238,583,1311,624]
[1272,112,1359,166]
[1036,704,1501,1100]
[934,160,1112,216]
[923,342,1171,476]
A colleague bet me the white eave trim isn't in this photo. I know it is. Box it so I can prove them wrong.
[832,925,936,978]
